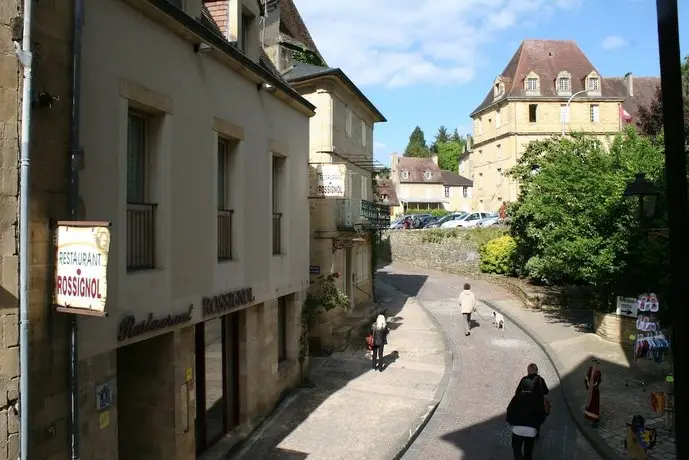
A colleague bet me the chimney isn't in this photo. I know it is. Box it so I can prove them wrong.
[624,72,634,97]
[466,134,473,152]
[431,155,438,165]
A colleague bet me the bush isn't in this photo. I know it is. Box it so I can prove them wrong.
[479,235,517,275]
[421,227,505,244]
[404,208,451,217]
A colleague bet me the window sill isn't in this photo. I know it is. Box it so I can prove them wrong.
[272,253,285,258]
[217,258,237,264]
[126,267,163,275]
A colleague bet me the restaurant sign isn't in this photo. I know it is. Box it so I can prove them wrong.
[202,287,255,316]
[309,163,346,198]
[54,221,112,316]
[117,306,194,342]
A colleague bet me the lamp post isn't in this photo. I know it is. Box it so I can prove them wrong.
[623,172,659,226]
[561,89,589,136]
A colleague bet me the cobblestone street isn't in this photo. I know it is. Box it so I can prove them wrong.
[379,267,601,460]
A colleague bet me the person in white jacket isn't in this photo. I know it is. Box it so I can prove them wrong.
[459,283,477,336]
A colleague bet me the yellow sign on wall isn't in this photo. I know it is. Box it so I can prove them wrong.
[54,222,111,316]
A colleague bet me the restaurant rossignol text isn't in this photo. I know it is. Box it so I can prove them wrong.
[56,250,103,299]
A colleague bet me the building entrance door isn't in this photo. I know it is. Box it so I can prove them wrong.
[195,312,241,455]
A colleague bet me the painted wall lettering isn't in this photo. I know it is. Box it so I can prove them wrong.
[202,287,254,316]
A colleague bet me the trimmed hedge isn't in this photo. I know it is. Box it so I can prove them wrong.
[403,208,451,217]
[479,235,517,275]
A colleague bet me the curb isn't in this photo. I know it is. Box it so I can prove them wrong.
[482,298,624,460]
[377,280,455,460]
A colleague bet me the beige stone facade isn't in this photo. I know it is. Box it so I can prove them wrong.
[467,40,657,212]
[2,0,314,458]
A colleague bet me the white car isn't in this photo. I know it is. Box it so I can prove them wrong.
[440,212,492,229]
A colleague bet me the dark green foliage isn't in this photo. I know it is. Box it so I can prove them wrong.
[507,129,666,292]
[404,126,431,157]
[479,235,517,275]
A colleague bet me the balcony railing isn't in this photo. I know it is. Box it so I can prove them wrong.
[361,199,391,230]
[272,213,282,255]
[217,209,234,261]
[127,202,157,271]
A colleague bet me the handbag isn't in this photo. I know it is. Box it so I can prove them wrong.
[365,333,374,350]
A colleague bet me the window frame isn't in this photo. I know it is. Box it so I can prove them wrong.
[360,119,367,147]
[590,104,600,123]
[588,77,600,92]
[444,186,450,198]
[558,77,571,92]
[528,104,538,123]
[526,77,538,91]
[345,108,353,137]
[126,111,149,204]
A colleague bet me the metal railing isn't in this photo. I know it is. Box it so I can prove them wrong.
[361,199,391,230]
[272,213,282,255]
[217,209,234,261]
[127,202,157,271]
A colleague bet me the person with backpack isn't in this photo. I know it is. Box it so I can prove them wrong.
[507,377,547,460]
[515,363,551,437]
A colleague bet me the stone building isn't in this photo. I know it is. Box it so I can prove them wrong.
[4,0,315,458]
[468,39,660,212]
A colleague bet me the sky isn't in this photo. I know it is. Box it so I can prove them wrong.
[295,0,689,168]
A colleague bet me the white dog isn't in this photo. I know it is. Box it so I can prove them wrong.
[492,311,505,330]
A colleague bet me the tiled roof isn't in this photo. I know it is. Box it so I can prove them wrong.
[441,171,473,187]
[283,62,387,122]
[605,76,660,120]
[376,178,399,206]
[278,0,326,64]
[471,40,622,115]
[397,157,443,183]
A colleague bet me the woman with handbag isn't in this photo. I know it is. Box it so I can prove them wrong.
[370,315,389,371]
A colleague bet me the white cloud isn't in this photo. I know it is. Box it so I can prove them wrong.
[601,35,628,50]
[295,0,584,88]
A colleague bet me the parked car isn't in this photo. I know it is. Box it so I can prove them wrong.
[441,212,492,228]
[418,215,439,228]
[476,213,500,227]
[426,212,467,228]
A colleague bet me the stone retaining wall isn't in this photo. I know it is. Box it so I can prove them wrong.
[379,228,505,274]
[594,311,637,348]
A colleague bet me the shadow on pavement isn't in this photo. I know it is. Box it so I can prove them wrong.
[541,308,595,334]
[433,353,675,460]
[227,273,434,460]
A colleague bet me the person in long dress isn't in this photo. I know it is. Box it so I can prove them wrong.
[584,358,602,427]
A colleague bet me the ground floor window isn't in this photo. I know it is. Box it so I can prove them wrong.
[195,313,240,454]
[404,202,443,211]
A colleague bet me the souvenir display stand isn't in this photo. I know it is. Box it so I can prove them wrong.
[625,293,671,391]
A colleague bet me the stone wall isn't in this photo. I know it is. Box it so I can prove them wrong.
[78,351,118,460]
[594,311,637,348]
[379,228,505,274]
[0,1,74,459]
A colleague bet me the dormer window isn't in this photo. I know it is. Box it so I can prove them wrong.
[424,171,432,180]
[527,78,538,91]
[556,71,572,95]
[240,10,255,54]
[586,71,601,95]
[493,77,505,100]
[401,170,409,179]
[524,72,540,95]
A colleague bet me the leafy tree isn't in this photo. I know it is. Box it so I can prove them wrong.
[450,128,462,143]
[404,126,431,157]
[431,126,449,153]
[436,140,464,171]
[507,129,665,291]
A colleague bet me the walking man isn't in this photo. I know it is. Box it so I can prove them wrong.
[459,283,477,336]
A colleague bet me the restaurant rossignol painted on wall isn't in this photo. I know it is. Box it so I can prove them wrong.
[53,221,112,317]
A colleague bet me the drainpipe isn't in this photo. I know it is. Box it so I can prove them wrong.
[68,0,85,458]
[15,0,34,456]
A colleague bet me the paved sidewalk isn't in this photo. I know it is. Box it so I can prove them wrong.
[388,264,676,460]
[229,281,447,460]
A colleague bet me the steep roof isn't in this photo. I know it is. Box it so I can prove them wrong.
[471,40,622,115]
[283,62,387,122]
[397,157,443,183]
[606,76,660,120]
[278,0,326,64]
[376,178,399,206]
[441,171,473,187]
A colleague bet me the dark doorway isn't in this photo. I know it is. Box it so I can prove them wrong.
[195,312,241,455]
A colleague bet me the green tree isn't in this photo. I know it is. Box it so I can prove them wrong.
[450,128,462,143]
[436,140,464,171]
[508,129,665,290]
[404,126,431,157]
[431,126,449,153]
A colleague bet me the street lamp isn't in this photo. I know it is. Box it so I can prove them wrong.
[624,172,659,219]
[561,89,589,136]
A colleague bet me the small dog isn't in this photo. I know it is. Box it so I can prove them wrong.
[492,311,505,330]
